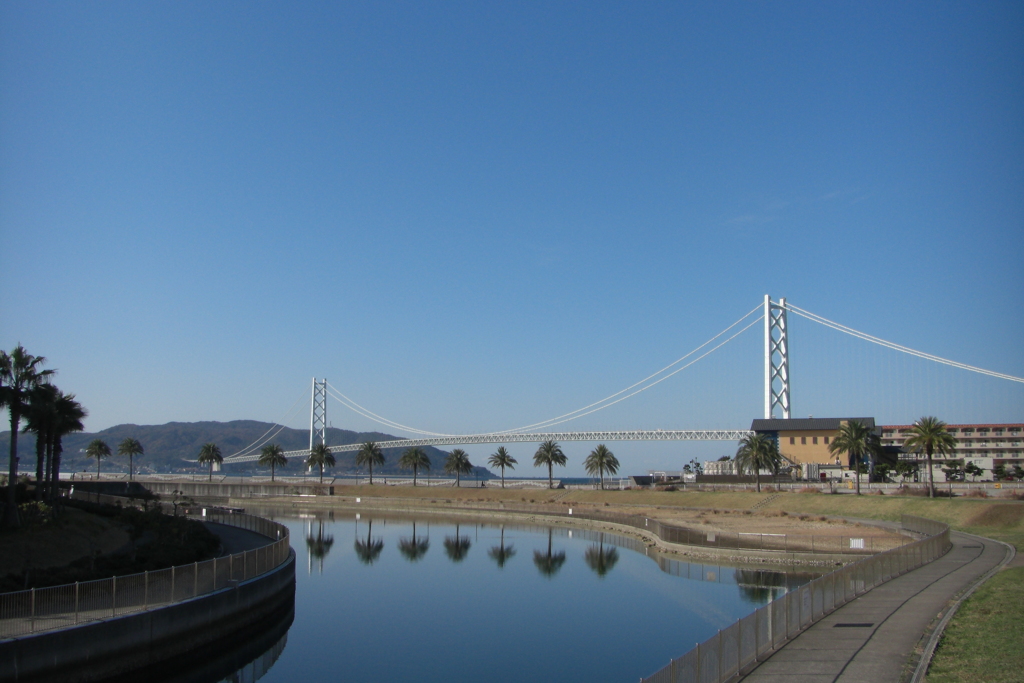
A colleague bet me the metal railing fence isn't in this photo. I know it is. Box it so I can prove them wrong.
[640,514,950,683]
[0,511,290,639]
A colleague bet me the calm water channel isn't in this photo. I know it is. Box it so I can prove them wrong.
[164,512,821,683]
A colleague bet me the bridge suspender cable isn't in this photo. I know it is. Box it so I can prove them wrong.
[492,303,765,434]
[495,313,764,432]
[319,304,764,438]
[222,389,310,461]
[785,303,1024,384]
[325,382,453,436]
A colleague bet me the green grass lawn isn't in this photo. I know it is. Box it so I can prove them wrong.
[925,562,1024,683]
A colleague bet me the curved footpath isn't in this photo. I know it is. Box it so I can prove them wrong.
[735,530,1012,683]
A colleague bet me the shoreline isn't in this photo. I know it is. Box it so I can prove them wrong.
[238,494,903,566]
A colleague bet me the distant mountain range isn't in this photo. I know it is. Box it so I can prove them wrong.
[0,420,492,479]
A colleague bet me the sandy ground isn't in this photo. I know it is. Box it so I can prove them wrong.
[599,506,895,537]
[236,484,904,540]
[0,507,129,576]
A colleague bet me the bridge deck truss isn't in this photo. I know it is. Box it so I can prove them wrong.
[224,430,754,463]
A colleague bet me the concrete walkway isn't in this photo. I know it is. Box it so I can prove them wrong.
[737,530,1010,683]
[205,522,274,554]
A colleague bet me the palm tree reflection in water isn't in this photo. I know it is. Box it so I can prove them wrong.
[533,529,566,578]
[487,526,516,568]
[583,533,619,577]
[443,523,472,562]
[398,520,430,562]
[306,520,335,574]
[354,518,385,565]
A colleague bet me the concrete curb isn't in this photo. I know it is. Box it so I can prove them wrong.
[909,533,1016,683]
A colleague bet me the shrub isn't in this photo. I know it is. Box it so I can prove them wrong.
[964,489,989,499]
[798,487,821,494]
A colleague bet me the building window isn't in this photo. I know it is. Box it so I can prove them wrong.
[790,437,795,445]
[801,436,806,445]
[813,436,818,445]
[824,436,830,445]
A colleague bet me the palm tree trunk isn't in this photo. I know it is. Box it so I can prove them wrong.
[44,430,54,500]
[271,463,275,482]
[927,447,935,498]
[501,468,505,488]
[129,455,134,482]
[320,464,324,484]
[600,470,604,491]
[548,464,553,489]
[34,434,45,501]
[413,465,417,487]
[456,471,461,487]
[208,461,212,481]
[855,463,861,495]
[5,407,21,529]
[49,439,62,505]
[755,467,761,493]
[369,463,373,485]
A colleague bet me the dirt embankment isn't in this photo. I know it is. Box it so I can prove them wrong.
[0,507,129,577]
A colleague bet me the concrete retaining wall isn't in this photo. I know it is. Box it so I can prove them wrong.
[0,551,296,683]
[74,479,333,501]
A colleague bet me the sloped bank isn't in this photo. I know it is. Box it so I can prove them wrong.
[0,514,295,683]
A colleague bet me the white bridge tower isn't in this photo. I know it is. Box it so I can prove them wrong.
[310,378,327,451]
[764,295,791,419]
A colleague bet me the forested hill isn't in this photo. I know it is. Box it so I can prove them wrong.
[0,421,492,478]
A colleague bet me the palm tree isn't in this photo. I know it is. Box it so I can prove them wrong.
[398,520,430,562]
[117,437,144,482]
[258,443,287,482]
[443,523,472,562]
[398,447,431,486]
[487,447,517,488]
[22,383,57,501]
[533,529,566,577]
[444,449,473,487]
[583,444,620,490]
[1,345,55,528]
[306,520,335,573]
[735,433,781,493]
[355,441,384,484]
[48,392,86,503]
[903,416,958,499]
[308,443,336,484]
[488,525,516,568]
[533,440,567,489]
[197,442,223,481]
[584,534,620,577]
[354,519,385,564]
[827,420,877,496]
[86,439,112,478]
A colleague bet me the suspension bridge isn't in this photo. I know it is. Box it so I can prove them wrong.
[222,295,1023,464]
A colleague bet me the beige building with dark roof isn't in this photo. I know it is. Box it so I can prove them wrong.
[750,417,879,468]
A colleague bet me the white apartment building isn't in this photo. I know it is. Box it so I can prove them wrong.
[882,423,1024,481]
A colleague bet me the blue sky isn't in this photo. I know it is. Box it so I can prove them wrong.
[2,2,1022,475]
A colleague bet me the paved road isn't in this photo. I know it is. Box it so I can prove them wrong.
[737,530,1010,683]
[205,522,274,554]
